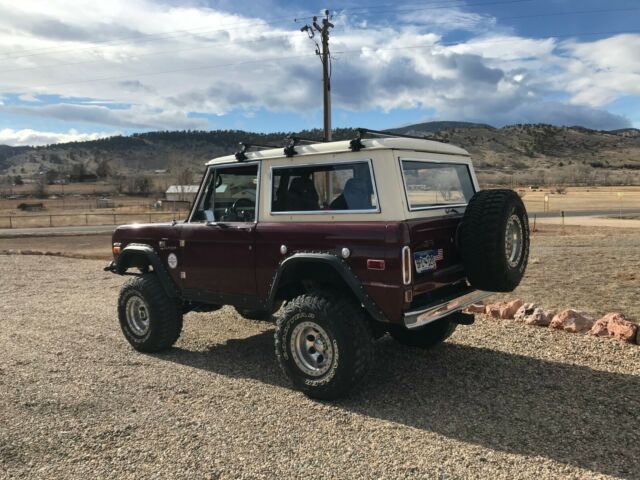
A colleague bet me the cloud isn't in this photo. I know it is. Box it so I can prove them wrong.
[0,128,117,146]
[0,0,637,130]
[3,103,208,129]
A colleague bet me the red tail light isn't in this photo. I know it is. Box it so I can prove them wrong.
[402,246,412,285]
[367,259,385,270]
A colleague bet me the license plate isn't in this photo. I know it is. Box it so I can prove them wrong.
[414,249,443,273]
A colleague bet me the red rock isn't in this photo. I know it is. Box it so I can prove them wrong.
[514,303,538,322]
[485,304,502,318]
[589,316,610,337]
[525,308,553,327]
[549,309,594,333]
[606,313,638,343]
[464,304,486,314]
[499,299,523,319]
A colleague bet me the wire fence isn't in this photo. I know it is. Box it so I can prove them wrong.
[0,211,190,229]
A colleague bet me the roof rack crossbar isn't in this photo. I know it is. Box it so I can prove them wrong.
[349,127,449,152]
[234,142,280,161]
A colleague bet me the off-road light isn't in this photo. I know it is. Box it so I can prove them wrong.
[401,246,412,285]
[112,243,121,255]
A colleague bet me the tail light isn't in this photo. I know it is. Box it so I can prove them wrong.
[402,246,412,285]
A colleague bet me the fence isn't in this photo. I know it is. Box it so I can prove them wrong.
[0,211,190,229]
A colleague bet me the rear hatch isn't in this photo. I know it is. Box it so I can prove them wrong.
[406,216,466,290]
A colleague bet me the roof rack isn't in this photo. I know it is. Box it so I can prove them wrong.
[349,127,448,152]
[235,142,279,161]
[283,135,322,157]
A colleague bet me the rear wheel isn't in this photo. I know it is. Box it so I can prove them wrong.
[274,292,374,400]
[117,274,182,352]
[389,317,457,349]
[459,189,529,292]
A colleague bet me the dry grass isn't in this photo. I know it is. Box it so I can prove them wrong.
[520,185,640,212]
[0,234,112,259]
[493,224,640,320]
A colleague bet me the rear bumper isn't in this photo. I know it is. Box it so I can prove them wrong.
[403,288,492,329]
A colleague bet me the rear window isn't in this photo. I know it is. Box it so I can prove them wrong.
[271,161,378,213]
[400,160,475,210]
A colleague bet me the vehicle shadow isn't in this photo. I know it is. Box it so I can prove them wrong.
[158,330,640,478]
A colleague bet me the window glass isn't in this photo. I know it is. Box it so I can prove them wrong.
[271,161,378,212]
[192,164,258,222]
[401,161,475,210]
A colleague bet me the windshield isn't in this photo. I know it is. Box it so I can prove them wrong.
[400,160,475,210]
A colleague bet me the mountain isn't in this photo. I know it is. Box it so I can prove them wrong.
[1,123,639,186]
[387,121,494,136]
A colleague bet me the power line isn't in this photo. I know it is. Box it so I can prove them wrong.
[5,28,637,93]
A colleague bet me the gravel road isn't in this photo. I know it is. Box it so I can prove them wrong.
[1,255,639,479]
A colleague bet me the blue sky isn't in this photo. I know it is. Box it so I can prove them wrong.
[0,0,639,145]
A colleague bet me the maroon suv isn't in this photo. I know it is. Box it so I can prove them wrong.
[106,133,529,399]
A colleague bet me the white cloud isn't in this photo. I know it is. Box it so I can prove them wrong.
[0,128,117,146]
[0,0,636,130]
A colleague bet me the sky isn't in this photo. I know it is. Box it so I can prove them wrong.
[0,0,639,146]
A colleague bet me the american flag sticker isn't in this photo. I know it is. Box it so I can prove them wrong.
[414,249,444,273]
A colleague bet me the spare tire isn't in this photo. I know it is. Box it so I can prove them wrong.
[459,189,529,292]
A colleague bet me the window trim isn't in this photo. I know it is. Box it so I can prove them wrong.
[269,158,381,215]
[399,157,476,212]
[187,161,261,224]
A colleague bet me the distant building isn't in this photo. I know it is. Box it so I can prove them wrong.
[154,169,168,174]
[166,185,199,202]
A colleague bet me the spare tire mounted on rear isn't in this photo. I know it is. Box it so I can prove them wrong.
[459,189,529,292]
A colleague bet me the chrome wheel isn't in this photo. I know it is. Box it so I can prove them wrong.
[125,295,150,336]
[505,213,524,268]
[290,321,334,377]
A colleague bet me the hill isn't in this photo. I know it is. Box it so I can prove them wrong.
[1,123,639,186]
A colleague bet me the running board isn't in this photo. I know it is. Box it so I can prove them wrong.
[403,289,492,329]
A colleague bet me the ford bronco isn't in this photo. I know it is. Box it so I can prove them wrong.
[106,130,529,399]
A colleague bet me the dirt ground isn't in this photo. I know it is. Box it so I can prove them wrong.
[1,255,639,479]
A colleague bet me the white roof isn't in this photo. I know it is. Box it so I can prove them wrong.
[166,185,199,194]
[206,137,469,165]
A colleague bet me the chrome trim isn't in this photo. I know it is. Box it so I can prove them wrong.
[403,289,492,329]
[401,246,412,285]
[398,158,476,212]
[269,158,381,215]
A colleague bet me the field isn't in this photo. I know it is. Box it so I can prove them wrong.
[520,185,640,212]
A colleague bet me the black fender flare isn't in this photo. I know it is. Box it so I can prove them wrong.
[267,253,387,323]
[115,244,179,299]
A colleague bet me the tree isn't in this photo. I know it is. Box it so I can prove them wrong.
[128,175,151,196]
[45,169,59,184]
[96,159,111,179]
[34,175,47,198]
[13,175,24,185]
[70,162,87,181]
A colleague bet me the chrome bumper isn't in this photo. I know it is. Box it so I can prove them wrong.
[403,289,493,329]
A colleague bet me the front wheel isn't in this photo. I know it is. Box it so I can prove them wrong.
[274,292,374,400]
[117,274,183,352]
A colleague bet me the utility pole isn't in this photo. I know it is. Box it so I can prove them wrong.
[300,10,334,142]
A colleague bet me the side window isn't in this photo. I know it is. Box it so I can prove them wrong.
[191,164,258,222]
[271,161,378,213]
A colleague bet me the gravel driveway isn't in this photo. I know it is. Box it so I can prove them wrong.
[1,255,639,479]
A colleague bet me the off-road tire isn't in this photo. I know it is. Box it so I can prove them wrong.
[274,292,374,400]
[388,318,457,349]
[459,189,529,292]
[117,274,183,352]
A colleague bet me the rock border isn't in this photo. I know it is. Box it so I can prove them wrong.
[465,300,638,345]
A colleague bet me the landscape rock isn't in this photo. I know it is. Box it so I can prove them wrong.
[464,303,486,314]
[549,309,594,333]
[589,316,610,337]
[514,303,538,322]
[485,299,523,319]
[514,303,554,326]
[606,313,638,343]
